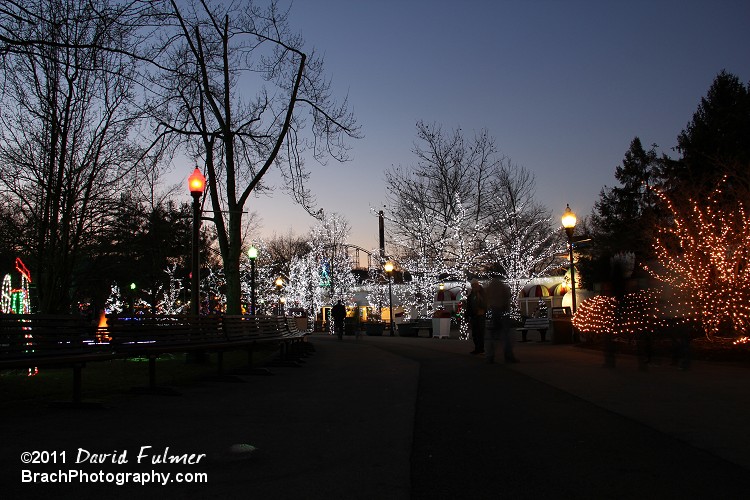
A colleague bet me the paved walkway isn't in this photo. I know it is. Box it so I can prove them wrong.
[367,334,750,498]
[2,333,749,499]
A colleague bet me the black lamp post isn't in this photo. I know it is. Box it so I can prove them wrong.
[439,282,445,310]
[129,282,136,315]
[561,204,577,314]
[188,167,206,316]
[275,277,284,316]
[384,260,395,336]
[248,245,258,315]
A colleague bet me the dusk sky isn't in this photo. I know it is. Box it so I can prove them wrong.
[198,0,750,252]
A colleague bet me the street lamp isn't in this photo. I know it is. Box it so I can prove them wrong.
[248,245,258,315]
[561,204,577,314]
[275,277,284,316]
[188,167,206,316]
[129,282,137,315]
[439,282,445,309]
[384,260,395,336]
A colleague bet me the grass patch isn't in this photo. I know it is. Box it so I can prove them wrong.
[0,345,281,404]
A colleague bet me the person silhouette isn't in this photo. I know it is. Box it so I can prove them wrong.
[331,300,347,341]
[485,278,518,364]
[466,279,486,354]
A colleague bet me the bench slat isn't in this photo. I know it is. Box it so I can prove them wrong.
[1,314,310,401]
[517,318,550,342]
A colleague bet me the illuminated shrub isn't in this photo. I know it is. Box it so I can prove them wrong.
[573,295,617,339]
[572,289,691,341]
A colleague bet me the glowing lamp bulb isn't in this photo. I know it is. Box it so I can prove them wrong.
[248,245,258,260]
[384,261,395,273]
[561,204,577,229]
[188,167,206,195]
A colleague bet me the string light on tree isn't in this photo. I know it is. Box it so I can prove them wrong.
[1,274,11,313]
[105,284,125,314]
[157,264,186,314]
[239,241,278,315]
[380,194,500,340]
[307,213,358,307]
[643,180,749,339]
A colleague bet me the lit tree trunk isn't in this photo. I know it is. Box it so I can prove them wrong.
[224,212,243,314]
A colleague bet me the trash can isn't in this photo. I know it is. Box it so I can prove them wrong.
[432,318,451,338]
[295,317,308,332]
[365,322,385,336]
[551,306,573,344]
[345,317,358,336]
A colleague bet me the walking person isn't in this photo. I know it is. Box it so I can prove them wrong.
[466,279,486,354]
[331,300,347,341]
[485,278,518,364]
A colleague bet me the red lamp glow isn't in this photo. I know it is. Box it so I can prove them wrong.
[188,167,206,195]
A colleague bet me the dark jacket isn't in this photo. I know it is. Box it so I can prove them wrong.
[331,303,346,322]
[466,289,486,319]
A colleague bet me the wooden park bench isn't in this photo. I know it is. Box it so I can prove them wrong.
[1,312,314,400]
[267,316,311,366]
[517,317,550,342]
[104,314,228,392]
[104,314,226,352]
[105,314,309,385]
[283,316,313,353]
[222,314,308,371]
[0,314,115,405]
[221,315,289,373]
[416,319,433,337]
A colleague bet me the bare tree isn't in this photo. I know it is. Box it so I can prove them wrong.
[144,0,359,314]
[0,0,143,313]
[0,1,130,55]
[386,123,563,320]
[486,164,563,315]
[384,121,503,277]
[264,228,309,278]
[308,212,355,304]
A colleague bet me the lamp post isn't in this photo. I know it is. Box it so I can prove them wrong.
[275,277,284,316]
[439,282,445,310]
[248,245,258,315]
[561,204,577,314]
[188,167,206,316]
[129,282,136,315]
[384,260,395,336]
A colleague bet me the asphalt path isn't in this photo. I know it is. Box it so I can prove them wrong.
[2,334,749,499]
[366,337,750,499]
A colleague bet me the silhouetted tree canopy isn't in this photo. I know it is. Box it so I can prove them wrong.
[662,70,750,195]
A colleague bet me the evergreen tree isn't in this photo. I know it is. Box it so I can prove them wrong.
[663,70,750,194]
[580,71,750,289]
[86,197,199,313]
[579,138,661,286]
